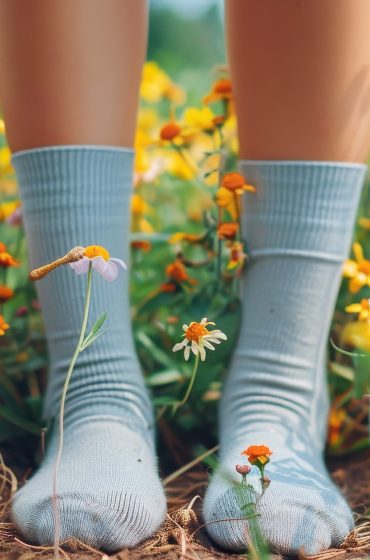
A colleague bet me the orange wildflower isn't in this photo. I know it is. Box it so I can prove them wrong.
[131,240,151,252]
[217,222,238,240]
[161,260,197,293]
[0,243,20,267]
[241,444,272,476]
[242,445,272,459]
[160,282,176,293]
[328,408,346,447]
[0,315,9,336]
[0,285,14,303]
[204,78,233,105]
[166,260,190,283]
[221,172,256,195]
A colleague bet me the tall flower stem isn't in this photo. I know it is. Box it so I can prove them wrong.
[172,353,200,414]
[52,262,93,559]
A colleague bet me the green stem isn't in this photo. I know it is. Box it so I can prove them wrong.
[52,263,93,560]
[172,353,200,414]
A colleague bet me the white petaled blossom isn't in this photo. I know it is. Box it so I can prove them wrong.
[172,317,227,361]
[69,245,126,282]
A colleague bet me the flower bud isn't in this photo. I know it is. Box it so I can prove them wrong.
[235,464,251,476]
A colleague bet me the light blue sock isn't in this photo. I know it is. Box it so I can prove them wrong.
[204,161,367,555]
[11,146,166,551]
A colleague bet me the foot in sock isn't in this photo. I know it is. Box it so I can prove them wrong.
[203,161,367,555]
[11,147,166,551]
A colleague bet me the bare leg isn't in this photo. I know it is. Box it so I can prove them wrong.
[203,1,369,555]
[0,1,167,552]
[0,0,147,150]
[227,0,370,162]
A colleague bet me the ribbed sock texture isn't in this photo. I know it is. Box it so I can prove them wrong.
[203,161,367,555]
[11,146,166,551]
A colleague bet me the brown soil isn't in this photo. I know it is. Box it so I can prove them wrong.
[0,448,368,560]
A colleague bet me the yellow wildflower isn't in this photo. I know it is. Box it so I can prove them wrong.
[140,61,185,105]
[0,147,12,174]
[165,151,196,181]
[341,320,370,352]
[343,242,370,293]
[169,232,205,244]
[359,217,370,229]
[131,194,152,216]
[183,106,216,133]
[345,298,370,322]
[0,200,21,222]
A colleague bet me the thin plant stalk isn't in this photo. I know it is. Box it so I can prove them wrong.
[172,353,200,414]
[52,262,93,559]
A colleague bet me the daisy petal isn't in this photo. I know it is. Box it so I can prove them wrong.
[184,345,191,361]
[173,341,186,352]
[69,257,90,275]
[199,345,206,361]
[92,256,108,276]
[203,340,215,350]
[191,341,198,356]
[101,261,119,282]
[110,257,127,270]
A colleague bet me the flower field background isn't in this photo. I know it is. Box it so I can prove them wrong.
[0,4,369,558]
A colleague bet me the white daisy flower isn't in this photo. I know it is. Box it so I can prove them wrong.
[172,317,227,361]
[69,245,126,282]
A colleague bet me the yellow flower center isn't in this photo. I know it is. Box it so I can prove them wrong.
[84,245,110,261]
[185,322,209,342]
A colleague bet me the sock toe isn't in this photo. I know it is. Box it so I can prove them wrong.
[204,470,354,555]
[12,420,167,551]
[30,492,165,550]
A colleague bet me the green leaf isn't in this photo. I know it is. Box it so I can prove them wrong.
[81,312,108,351]
[353,353,370,398]
[81,329,109,351]
[136,332,177,369]
[146,369,183,387]
[90,312,107,337]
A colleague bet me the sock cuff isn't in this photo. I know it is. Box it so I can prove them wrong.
[12,145,135,212]
[239,160,367,259]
